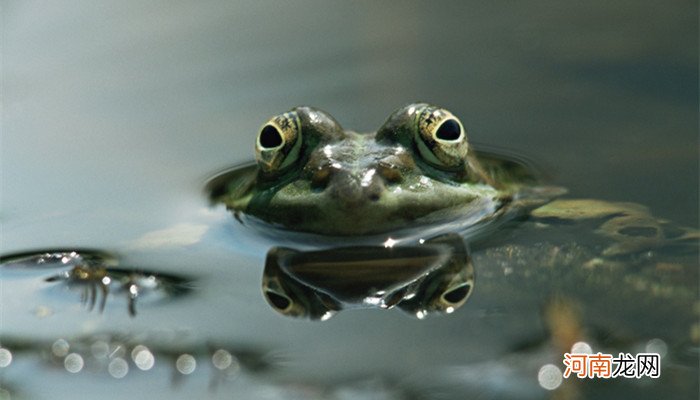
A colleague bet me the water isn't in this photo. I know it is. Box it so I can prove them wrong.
[2,1,698,399]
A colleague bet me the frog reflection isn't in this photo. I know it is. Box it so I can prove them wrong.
[262,234,474,320]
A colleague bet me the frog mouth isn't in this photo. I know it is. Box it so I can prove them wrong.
[251,189,501,236]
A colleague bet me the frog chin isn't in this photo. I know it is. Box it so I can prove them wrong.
[247,200,497,238]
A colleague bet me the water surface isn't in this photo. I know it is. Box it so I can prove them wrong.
[2,1,698,399]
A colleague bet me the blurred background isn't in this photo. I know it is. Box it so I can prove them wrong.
[2,1,697,399]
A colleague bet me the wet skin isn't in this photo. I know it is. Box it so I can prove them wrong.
[215,103,673,248]
[217,104,520,236]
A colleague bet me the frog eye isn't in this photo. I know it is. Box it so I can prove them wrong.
[440,282,472,306]
[255,111,302,174]
[264,287,294,313]
[414,107,469,169]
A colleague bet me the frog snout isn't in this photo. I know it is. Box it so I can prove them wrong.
[329,169,386,206]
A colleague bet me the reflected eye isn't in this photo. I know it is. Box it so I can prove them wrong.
[265,288,293,312]
[441,283,471,305]
[255,112,302,174]
[414,106,469,169]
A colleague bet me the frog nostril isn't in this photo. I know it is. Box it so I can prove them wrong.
[311,168,332,190]
[369,192,381,202]
[377,164,403,184]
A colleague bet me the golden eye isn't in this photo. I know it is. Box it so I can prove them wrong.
[255,111,302,173]
[414,106,469,169]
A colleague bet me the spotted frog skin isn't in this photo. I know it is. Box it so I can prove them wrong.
[217,103,533,236]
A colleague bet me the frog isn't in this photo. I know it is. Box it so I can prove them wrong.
[212,103,696,249]
[211,103,559,239]
[209,103,698,326]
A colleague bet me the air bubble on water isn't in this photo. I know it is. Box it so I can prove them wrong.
[537,364,563,391]
[0,349,13,368]
[108,358,129,378]
[52,339,70,357]
[570,341,592,354]
[64,353,84,373]
[176,354,196,375]
[132,345,154,371]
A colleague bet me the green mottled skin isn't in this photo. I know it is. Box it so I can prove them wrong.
[217,105,533,236]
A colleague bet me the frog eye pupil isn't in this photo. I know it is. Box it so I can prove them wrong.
[259,125,283,148]
[435,119,462,141]
[266,290,291,310]
[443,284,470,304]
